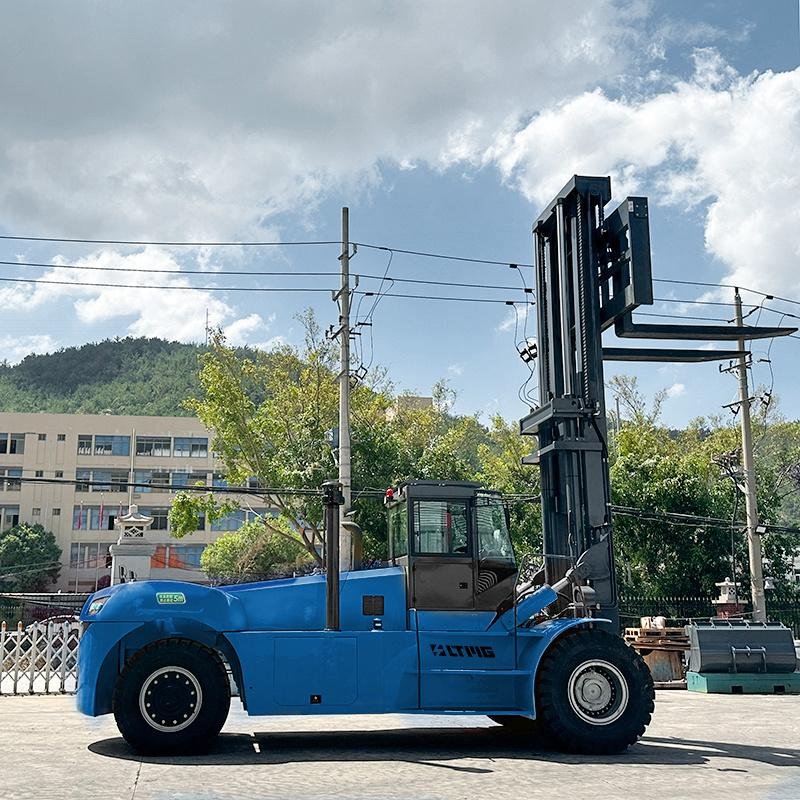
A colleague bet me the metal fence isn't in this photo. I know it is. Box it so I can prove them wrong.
[0,619,81,695]
[621,594,800,636]
[0,593,90,627]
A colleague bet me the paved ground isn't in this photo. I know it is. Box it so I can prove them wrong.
[1,692,798,800]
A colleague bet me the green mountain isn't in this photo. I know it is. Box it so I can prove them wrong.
[0,338,204,416]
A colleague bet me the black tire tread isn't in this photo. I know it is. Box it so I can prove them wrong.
[535,628,654,754]
[113,637,230,755]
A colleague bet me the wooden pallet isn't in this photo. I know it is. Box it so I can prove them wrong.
[624,626,690,651]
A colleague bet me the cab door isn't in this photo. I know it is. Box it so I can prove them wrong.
[408,498,474,611]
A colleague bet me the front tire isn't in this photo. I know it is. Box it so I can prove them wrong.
[113,638,231,755]
[534,628,654,754]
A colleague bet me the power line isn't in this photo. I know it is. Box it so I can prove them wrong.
[0,235,339,247]
[655,277,800,309]
[355,242,535,269]
[0,259,530,293]
[353,290,535,305]
[653,296,736,308]
[0,275,335,294]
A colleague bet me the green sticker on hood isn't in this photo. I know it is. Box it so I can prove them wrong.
[156,591,186,605]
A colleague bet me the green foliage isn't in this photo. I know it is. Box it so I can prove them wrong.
[609,379,795,595]
[0,523,61,591]
[168,492,237,538]
[476,415,541,555]
[200,520,312,580]
[0,337,204,415]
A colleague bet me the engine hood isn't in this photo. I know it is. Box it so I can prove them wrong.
[80,567,407,632]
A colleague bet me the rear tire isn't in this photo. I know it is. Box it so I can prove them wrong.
[534,628,653,754]
[113,638,230,755]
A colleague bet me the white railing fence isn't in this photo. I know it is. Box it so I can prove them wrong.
[0,620,81,695]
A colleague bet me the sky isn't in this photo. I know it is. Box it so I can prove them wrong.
[0,1,799,428]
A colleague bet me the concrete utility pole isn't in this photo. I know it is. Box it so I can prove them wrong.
[337,207,352,571]
[734,288,767,622]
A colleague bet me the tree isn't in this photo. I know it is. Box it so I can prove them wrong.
[169,313,505,565]
[0,523,61,591]
[607,378,792,596]
[476,415,541,555]
[200,520,312,582]
[170,311,399,564]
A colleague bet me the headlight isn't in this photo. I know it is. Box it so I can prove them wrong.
[87,596,109,615]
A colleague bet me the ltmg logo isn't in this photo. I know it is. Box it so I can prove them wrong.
[429,643,496,658]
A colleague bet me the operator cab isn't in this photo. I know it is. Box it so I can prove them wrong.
[385,480,517,611]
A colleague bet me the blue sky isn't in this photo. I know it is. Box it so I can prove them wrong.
[0,1,798,428]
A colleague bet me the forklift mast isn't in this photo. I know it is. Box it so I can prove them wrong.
[519,176,795,626]
[520,177,618,623]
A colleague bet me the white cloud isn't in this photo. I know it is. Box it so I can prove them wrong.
[0,247,271,344]
[0,1,636,240]
[447,363,464,377]
[0,334,57,364]
[481,50,800,297]
[666,382,686,399]
[225,314,267,346]
[497,304,534,335]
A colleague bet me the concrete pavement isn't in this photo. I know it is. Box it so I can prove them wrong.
[0,692,798,800]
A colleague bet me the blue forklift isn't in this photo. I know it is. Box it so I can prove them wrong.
[76,176,791,755]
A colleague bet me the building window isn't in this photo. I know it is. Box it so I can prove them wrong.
[1,506,20,529]
[35,470,43,477]
[55,470,63,478]
[152,544,206,570]
[136,436,171,457]
[38,433,46,441]
[70,542,102,569]
[134,470,153,492]
[32,507,41,516]
[109,469,128,491]
[52,508,61,516]
[140,506,169,531]
[77,435,92,455]
[57,433,66,442]
[76,469,91,492]
[212,472,229,488]
[73,505,115,530]
[94,435,130,457]
[0,467,22,491]
[134,470,170,492]
[1,433,26,455]
[172,471,208,488]
[211,509,248,532]
[173,437,208,458]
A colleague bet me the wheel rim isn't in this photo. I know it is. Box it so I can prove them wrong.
[138,666,203,733]
[567,659,629,726]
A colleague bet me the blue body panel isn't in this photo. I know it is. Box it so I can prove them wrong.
[77,569,595,719]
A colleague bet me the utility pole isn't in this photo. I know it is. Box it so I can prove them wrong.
[733,288,767,622]
[337,207,352,571]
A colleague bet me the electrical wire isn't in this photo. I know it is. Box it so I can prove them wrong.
[0,275,334,293]
[0,235,339,247]
[354,241,535,268]
[1,259,530,293]
[351,290,535,305]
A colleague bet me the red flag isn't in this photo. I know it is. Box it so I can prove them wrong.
[99,496,105,530]
[77,502,83,531]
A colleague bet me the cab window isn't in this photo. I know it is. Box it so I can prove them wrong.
[388,502,408,558]
[476,497,515,563]
[412,500,469,555]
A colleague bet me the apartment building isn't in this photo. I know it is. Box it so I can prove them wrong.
[0,412,263,591]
